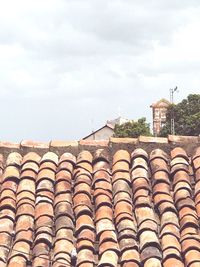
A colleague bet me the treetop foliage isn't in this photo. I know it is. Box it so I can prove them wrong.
[114,117,152,138]
[160,94,200,136]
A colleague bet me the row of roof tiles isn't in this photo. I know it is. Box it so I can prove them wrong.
[0,135,200,150]
[0,147,200,266]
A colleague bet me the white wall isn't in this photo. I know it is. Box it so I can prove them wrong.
[84,127,114,140]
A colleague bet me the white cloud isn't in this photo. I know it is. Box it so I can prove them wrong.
[0,0,200,140]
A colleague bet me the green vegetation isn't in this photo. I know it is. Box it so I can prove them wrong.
[114,117,152,138]
[160,94,200,136]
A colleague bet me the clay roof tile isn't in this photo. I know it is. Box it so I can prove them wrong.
[6,153,22,167]
[40,152,58,165]
[171,147,188,160]
[0,144,200,265]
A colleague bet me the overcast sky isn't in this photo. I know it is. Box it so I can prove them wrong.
[0,0,200,141]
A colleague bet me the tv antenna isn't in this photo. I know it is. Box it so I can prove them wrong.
[169,86,178,135]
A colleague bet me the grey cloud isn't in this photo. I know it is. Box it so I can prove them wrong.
[0,0,194,54]
[0,0,200,141]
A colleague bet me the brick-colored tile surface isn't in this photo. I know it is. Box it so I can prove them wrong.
[0,138,200,266]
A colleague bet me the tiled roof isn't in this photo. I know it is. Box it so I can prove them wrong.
[0,137,200,266]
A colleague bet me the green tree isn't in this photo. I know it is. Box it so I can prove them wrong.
[160,94,200,136]
[114,117,152,138]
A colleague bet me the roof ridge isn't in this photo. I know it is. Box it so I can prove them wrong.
[0,135,199,158]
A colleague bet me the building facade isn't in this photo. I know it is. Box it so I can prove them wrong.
[83,116,131,140]
[83,124,114,140]
[150,98,170,136]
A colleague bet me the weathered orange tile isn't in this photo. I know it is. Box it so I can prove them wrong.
[6,152,22,167]
[74,205,92,219]
[93,170,111,182]
[99,241,119,256]
[21,152,41,165]
[163,258,184,267]
[54,239,74,256]
[16,204,35,219]
[122,262,140,267]
[140,230,160,251]
[113,150,130,164]
[94,188,112,200]
[77,151,93,164]
[73,193,91,208]
[76,249,94,266]
[0,233,12,248]
[40,161,57,172]
[76,215,94,234]
[74,182,91,195]
[78,229,95,242]
[171,147,188,160]
[117,219,137,234]
[131,148,148,160]
[80,139,109,147]
[121,249,140,264]
[98,250,118,267]
[96,219,115,236]
[37,169,55,183]
[54,193,72,206]
[162,234,181,252]
[77,239,94,252]
[7,256,27,267]
[112,171,131,184]
[54,202,73,220]
[184,249,200,266]
[40,152,58,165]
[114,201,132,217]
[55,180,71,194]
[55,216,74,232]
[95,194,112,209]
[95,206,113,222]
[21,163,39,174]
[140,246,162,263]
[55,169,72,182]
[114,191,132,206]
[115,213,134,226]
[119,238,138,253]
[112,161,130,173]
[113,180,131,196]
[94,179,112,191]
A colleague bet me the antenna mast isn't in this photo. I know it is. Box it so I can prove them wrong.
[170,86,178,135]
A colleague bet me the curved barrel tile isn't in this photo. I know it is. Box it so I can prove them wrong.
[150,149,184,267]
[32,152,58,267]
[0,145,199,266]
[0,153,22,267]
[93,149,119,267]
[131,149,162,267]
[74,151,95,267]
[112,150,140,267]
[52,153,76,267]
[8,153,40,267]
[171,147,200,267]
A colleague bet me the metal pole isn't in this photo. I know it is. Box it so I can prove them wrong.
[170,87,177,135]
[170,89,173,135]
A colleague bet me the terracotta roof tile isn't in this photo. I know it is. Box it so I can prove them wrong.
[6,152,22,167]
[163,258,184,267]
[171,147,188,160]
[76,249,94,266]
[0,144,200,265]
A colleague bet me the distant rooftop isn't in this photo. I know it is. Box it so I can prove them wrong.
[107,116,131,126]
[150,98,171,108]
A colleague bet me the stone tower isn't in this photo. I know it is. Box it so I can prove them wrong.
[150,98,170,136]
